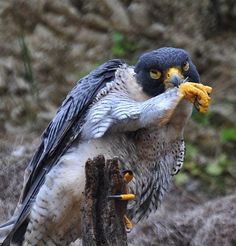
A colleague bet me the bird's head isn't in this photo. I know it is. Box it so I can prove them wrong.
[134,47,200,97]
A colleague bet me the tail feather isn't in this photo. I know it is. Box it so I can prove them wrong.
[0,219,15,245]
[0,219,29,246]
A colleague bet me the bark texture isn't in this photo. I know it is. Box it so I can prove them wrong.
[81,155,127,246]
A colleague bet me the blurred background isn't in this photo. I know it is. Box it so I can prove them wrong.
[0,0,236,243]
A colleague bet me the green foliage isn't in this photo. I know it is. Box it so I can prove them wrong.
[185,161,201,177]
[192,109,212,125]
[178,106,235,194]
[185,143,198,159]
[112,32,138,58]
[205,154,227,176]
[19,34,37,98]
[76,62,102,80]
[220,128,236,143]
[176,141,235,194]
[175,172,189,185]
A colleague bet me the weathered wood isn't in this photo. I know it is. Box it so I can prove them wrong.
[81,155,127,246]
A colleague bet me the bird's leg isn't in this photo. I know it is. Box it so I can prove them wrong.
[108,170,135,231]
[108,170,135,201]
[123,170,135,232]
[179,82,212,113]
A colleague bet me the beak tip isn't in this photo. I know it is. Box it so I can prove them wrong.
[171,75,182,87]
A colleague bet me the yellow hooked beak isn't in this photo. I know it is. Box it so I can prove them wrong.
[163,67,184,89]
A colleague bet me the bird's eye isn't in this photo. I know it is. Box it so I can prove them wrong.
[182,61,190,71]
[150,69,162,80]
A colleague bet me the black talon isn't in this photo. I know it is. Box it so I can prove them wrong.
[194,98,201,111]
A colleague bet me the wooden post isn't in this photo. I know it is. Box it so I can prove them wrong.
[81,155,127,246]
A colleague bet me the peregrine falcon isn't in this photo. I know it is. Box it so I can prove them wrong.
[0,47,212,245]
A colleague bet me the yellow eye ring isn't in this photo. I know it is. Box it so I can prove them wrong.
[183,61,190,71]
[150,69,162,80]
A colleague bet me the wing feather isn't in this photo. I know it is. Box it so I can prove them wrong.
[3,59,123,245]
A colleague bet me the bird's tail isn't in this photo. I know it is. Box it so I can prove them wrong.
[0,219,16,245]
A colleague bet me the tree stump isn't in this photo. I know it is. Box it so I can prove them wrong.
[81,155,128,246]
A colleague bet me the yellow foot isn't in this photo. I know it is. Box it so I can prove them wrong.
[123,170,134,184]
[108,170,135,200]
[179,82,213,113]
[108,169,135,231]
[124,215,133,232]
[108,194,135,201]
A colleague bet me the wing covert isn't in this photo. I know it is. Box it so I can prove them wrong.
[24,59,124,199]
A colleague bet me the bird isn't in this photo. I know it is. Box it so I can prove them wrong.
[0,47,212,245]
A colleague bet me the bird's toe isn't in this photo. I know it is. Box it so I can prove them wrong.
[123,215,133,232]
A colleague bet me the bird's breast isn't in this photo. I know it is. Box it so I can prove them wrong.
[65,125,180,173]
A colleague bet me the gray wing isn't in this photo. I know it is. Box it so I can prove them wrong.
[22,59,123,200]
[2,59,123,245]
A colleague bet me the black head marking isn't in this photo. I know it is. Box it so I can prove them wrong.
[134,47,200,96]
